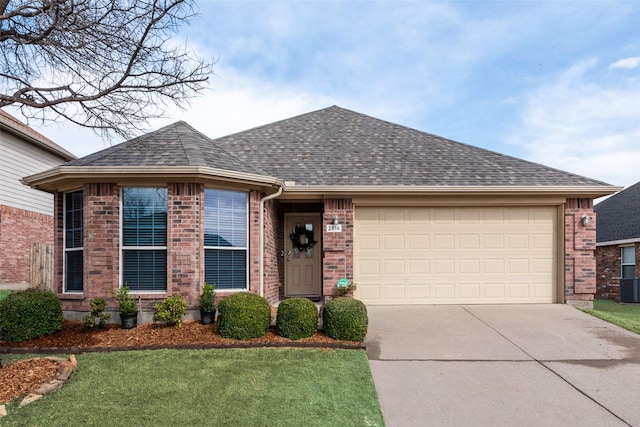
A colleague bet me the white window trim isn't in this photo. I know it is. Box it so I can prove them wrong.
[621,245,636,279]
[203,188,249,291]
[119,187,168,293]
[62,190,83,294]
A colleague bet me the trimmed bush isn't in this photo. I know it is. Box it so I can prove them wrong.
[0,289,63,342]
[153,294,187,328]
[323,297,368,341]
[276,298,318,340]
[217,292,271,340]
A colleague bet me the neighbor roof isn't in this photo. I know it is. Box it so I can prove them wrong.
[0,109,76,161]
[24,106,619,197]
[595,182,640,244]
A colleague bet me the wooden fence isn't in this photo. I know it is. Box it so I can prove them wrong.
[30,243,54,290]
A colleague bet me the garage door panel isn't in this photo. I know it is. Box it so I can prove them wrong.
[355,206,557,305]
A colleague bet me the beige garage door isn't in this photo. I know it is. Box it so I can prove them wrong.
[354,206,557,304]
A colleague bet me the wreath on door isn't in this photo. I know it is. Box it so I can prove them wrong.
[290,225,317,252]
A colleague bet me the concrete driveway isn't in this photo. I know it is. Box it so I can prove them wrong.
[365,305,640,427]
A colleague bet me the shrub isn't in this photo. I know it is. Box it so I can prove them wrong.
[113,286,137,314]
[276,298,318,340]
[322,297,368,341]
[217,292,271,340]
[82,298,111,330]
[200,283,216,311]
[0,289,63,342]
[153,294,187,328]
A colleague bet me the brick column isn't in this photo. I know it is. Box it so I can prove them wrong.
[564,198,596,308]
[322,198,354,298]
[167,183,202,307]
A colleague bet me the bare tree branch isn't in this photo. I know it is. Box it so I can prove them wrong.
[0,0,214,139]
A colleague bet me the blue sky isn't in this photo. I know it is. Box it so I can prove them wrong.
[10,0,640,188]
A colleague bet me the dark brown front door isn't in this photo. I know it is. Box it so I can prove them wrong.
[284,213,321,297]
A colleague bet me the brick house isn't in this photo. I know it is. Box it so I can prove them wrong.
[595,181,640,300]
[0,110,76,287]
[23,106,619,320]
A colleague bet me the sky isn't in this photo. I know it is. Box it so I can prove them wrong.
[6,0,640,189]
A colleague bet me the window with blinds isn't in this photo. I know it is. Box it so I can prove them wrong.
[204,189,248,290]
[121,188,167,291]
[64,190,83,292]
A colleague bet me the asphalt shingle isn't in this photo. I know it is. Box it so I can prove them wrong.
[595,182,640,243]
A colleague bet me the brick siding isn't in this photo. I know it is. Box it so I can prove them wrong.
[596,242,640,300]
[322,198,354,297]
[0,205,54,284]
[564,198,597,307]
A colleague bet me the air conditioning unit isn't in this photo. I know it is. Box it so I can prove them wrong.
[620,278,640,303]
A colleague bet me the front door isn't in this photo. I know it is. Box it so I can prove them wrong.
[285,213,322,298]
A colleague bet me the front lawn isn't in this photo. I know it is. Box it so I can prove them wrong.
[583,299,640,334]
[0,290,11,302]
[2,348,384,426]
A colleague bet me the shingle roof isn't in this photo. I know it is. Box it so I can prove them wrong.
[210,106,610,186]
[61,105,612,188]
[65,121,262,175]
[595,182,640,243]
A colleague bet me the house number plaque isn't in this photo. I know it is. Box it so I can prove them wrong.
[326,224,342,233]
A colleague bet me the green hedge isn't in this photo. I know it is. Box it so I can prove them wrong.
[0,289,63,342]
[217,292,271,340]
[276,298,318,340]
[322,298,368,341]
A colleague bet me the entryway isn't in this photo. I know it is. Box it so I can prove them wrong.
[284,213,322,298]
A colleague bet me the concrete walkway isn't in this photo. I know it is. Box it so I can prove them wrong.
[365,305,640,427]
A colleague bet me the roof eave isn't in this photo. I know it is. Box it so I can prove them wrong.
[0,118,76,161]
[279,184,623,199]
[22,166,283,193]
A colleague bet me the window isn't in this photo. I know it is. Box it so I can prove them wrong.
[204,189,248,290]
[621,246,636,279]
[64,190,83,292]
[122,188,167,291]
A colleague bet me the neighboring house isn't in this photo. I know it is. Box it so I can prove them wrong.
[595,181,640,300]
[0,110,76,287]
[23,106,618,319]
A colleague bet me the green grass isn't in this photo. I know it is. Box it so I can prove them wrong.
[2,348,384,426]
[0,289,11,302]
[583,299,640,334]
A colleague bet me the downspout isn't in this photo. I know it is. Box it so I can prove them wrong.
[259,183,284,297]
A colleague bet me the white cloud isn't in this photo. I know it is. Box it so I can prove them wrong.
[511,58,640,188]
[609,56,640,69]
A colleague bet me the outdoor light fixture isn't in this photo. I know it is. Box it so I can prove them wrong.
[581,215,591,226]
[333,215,339,225]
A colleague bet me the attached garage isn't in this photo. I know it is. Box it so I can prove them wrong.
[354,205,560,305]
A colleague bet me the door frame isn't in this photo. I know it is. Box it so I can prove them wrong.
[284,213,322,298]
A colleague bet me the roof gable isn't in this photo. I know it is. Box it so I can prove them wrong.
[595,182,640,243]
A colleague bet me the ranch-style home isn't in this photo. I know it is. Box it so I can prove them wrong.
[22,106,619,319]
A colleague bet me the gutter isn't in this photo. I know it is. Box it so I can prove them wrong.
[258,182,285,297]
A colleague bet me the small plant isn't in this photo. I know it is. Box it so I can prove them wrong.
[217,292,271,340]
[82,298,111,329]
[323,297,368,341]
[0,289,63,342]
[113,286,137,314]
[335,278,353,297]
[153,294,187,328]
[200,283,216,311]
[276,298,318,340]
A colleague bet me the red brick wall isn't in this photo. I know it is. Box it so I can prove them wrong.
[596,242,640,300]
[322,198,354,298]
[0,205,54,284]
[262,197,283,304]
[564,198,597,307]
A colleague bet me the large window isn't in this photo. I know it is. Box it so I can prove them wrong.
[122,188,167,291]
[621,246,636,279]
[64,190,83,292]
[204,189,248,290]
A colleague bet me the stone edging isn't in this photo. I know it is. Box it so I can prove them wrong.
[0,355,77,418]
